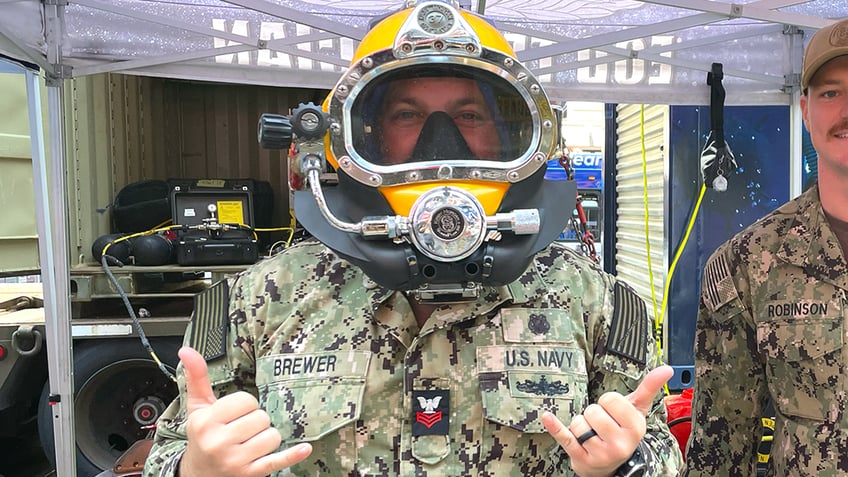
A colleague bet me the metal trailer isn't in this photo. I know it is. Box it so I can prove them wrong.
[0,58,312,476]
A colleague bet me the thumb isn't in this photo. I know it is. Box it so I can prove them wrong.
[626,364,673,416]
[179,346,217,415]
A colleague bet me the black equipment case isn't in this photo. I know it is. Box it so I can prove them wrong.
[170,179,261,266]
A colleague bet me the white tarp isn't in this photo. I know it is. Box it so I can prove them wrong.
[1,0,847,104]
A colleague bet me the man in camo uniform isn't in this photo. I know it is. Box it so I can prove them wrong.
[144,2,682,476]
[683,17,848,476]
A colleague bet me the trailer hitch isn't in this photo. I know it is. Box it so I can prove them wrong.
[11,325,43,357]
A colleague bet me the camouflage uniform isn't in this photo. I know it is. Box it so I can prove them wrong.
[684,185,848,476]
[144,241,682,476]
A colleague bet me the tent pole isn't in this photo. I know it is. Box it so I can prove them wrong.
[787,25,805,198]
[27,67,77,477]
[789,88,803,197]
[39,0,77,474]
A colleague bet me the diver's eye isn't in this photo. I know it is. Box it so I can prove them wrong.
[384,107,427,129]
[454,109,490,127]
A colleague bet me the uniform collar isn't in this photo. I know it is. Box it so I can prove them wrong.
[364,271,526,339]
[776,185,848,290]
[359,245,559,342]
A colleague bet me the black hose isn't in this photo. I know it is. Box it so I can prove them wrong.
[100,254,176,382]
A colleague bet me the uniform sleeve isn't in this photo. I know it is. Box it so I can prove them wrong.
[587,278,683,476]
[682,244,767,476]
[143,275,259,477]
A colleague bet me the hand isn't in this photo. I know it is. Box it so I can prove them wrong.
[177,346,312,477]
[542,365,673,477]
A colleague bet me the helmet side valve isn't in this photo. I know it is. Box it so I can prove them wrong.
[488,210,540,235]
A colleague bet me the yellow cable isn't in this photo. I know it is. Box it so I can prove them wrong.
[659,184,706,328]
[100,224,182,259]
[151,218,173,229]
[658,183,706,396]
[286,212,297,248]
[255,209,298,250]
[639,105,660,347]
[637,104,709,396]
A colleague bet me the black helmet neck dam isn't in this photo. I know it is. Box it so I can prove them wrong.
[290,0,576,302]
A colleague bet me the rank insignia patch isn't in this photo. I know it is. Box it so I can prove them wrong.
[527,313,551,335]
[412,389,449,436]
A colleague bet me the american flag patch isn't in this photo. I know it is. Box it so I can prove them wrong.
[189,280,229,362]
[607,282,648,365]
[702,253,738,312]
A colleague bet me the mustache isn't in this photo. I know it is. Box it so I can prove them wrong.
[828,121,848,135]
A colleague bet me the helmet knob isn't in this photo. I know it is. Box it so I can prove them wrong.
[258,113,293,150]
[291,102,331,141]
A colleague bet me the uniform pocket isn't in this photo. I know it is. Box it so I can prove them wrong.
[477,345,588,433]
[256,350,371,443]
[479,370,587,433]
[758,317,843,421]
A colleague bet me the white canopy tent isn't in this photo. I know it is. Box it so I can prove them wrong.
[2,0,846,104]
[0,0,845,474]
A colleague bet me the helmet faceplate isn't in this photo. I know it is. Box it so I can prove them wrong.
[325,7,556,206]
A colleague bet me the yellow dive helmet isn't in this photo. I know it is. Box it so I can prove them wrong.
[291,0,576,300]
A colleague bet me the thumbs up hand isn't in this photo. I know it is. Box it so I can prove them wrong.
[542,365,673,477]
[177,347,312,477]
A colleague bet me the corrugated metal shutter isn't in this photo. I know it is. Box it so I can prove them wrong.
[0,71,40,276]
[614,104,668,323]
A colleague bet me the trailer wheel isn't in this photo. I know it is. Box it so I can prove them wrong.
[37,337,181,477]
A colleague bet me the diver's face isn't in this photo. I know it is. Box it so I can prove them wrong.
[377,77,501,165]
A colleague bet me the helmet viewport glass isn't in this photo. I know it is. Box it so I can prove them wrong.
[351,65,534,167]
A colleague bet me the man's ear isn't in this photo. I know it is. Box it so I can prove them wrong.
[799,93,809,130]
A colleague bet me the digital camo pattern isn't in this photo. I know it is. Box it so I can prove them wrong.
[684,185,848,476]
[144,241,682,476]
